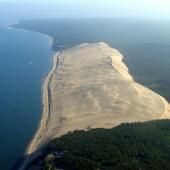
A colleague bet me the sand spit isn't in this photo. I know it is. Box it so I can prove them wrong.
[28,42,170,154]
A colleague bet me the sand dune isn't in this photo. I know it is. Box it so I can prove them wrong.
[28,42,170,154]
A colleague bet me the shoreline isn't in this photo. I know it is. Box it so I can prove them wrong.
[8,22,55,52]
[18,52,60,170]
[27,52,59,154]
[10,21,60,169]
[18,52,59,170]
[8,21,57,151]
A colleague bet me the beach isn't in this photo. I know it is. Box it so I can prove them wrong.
[25,42,170,156]
[26,52,59,154]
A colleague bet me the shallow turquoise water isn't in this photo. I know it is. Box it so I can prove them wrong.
[0,24,53,169]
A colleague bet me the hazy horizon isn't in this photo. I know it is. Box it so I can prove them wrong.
[1,0,170,21]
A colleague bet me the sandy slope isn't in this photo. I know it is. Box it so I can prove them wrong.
[28,42,170,154]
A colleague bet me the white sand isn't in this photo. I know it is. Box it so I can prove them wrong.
[27,42,170,154]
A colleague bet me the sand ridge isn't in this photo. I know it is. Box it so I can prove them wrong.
[27,42,170,154]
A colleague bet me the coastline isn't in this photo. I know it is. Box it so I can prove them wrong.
[8,22,54,51]
[18,52,59,170]
[8,21,57,150]
[9,21,59,169]
[27,52,59,154]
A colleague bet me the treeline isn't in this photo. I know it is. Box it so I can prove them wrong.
[38,119,170,170]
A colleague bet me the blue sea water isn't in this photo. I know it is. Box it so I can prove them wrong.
[0,23,53,169]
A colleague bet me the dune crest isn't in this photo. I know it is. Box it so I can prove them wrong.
[28,42,170,154]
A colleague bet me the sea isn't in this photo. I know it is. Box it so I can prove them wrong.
[0,19,53,169]
[0,18,170,169]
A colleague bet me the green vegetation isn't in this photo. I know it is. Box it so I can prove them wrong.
[37,120,170,170]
